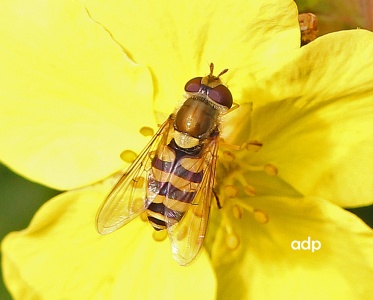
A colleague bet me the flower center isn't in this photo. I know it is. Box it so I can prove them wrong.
[217,140,275,251]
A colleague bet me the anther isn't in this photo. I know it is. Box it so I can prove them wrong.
[176,226,188,241]
[253,209,269,224]
[139,126,154,137]
[232,205,243,219]
[224,185,238,198]
[132,197,146,214]
[152,230,168,242]
[222,150,235,162]
[130,176,145,189]
[140,212,148,222]
[243,185,256,196]
[120,150,137,163]
[246,140,263,152]
[264,163,278,176]
[225,232,240,250]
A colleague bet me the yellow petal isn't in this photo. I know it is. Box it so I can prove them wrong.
[84,0,300,112]
[210,195,373,299]
[2,185,216,299]
[247,87,373,207]
[254,30,373,107]
[240,30,373,207]
[0,0,154,190]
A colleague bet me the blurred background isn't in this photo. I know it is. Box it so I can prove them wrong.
[1,0,373,299]
[297,0,373,35]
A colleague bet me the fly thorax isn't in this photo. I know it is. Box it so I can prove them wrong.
[174,97,218,139]
[174,131,200,148]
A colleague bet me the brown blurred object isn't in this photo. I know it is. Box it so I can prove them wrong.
[295,0,373,36]
[357,0,373,29]
[299,13,318,45]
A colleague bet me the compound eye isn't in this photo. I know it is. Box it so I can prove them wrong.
[208,85,233,108]
[184,77,202,93]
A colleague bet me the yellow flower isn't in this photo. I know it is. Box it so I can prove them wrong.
[1,0,373,299]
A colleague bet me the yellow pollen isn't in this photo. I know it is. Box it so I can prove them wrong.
[232,205,243,219]
[225,232,240,250]
[222,150,235,162]
[243,185,256,196]
[254,209,269,224]
[233,202,269,224]
[139,126,154,137]
[264,163,278,176]
[246,140,263,152]
[152,230,168,242]
[120,150,137,163]
[140,211,148,222]
[176,225,188,241]
[130,176,145,189]
[131,198,145,213]
[192,204,203,218]
[148,150,156,160]
[224,185,238,198]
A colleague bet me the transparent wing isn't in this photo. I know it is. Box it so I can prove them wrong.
[96,116,174,235]
[165,133,219,266]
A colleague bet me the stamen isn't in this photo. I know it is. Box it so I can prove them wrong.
[152,229,168,242]
[224,185,238,198]
[225,231,240,250]
[245,140,263,152]
[139,126,154,137]
[253,209,269,224]
[232,205,243,219]
[120,150,137,163]
[222,150,235,162]
[232,201,269,224]
[176,225,188,241]
[264,163,278,176]
[246,165,267,172]
[140,212,148,222]
[243,185,256,196]
[192,204,203,217]
[130,176,145,189]
[132,197,146,214]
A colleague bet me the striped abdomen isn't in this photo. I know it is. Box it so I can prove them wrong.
[146,142,204,231]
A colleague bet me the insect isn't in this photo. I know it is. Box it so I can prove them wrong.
[96,63,234,266]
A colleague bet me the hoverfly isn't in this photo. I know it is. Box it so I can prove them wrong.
[96,63,234,266]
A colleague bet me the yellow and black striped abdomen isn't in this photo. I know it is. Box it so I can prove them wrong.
[146,142,204,231]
